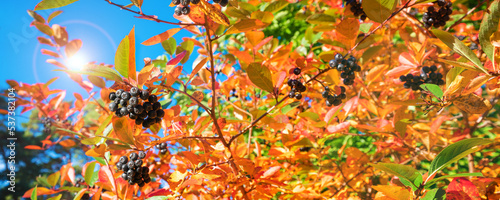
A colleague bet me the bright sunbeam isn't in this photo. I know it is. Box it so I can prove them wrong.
[66,53,87,70]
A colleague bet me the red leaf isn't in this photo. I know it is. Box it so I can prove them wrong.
[385,65,415,78]
[327,121,350,133]
[399,52,417,67]
[141,28,181,46]
[41,49,61,58]
[446,177,481,200]
[166,51,187,72]
[146,189,173,198]
[46,59,66,69]
[261,166,281,178]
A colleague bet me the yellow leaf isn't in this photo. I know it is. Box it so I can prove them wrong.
[170,171,187,182]
[246,31,264,47]
[372,185,411,200]
[85,144,106,157]
[199,0,230,26]
[462,74,493,95]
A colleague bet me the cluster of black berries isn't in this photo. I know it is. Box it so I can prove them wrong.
[322,86,346,106]
[329,53,361,86]
[155,142,168,154]
[287,68,306,100]
[347,0,367,21]
[108,87,165,128]
[400,65,444,91]
[116,151,151,187]
[422,0,452,28]
[41,117,53,134]
[213,0,229,7]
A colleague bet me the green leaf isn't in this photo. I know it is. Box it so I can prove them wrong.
[96,115,113,136]
[245,63,274,94]
[425,172,483,188]
[370,163,422,190]
[47,171,60,187]
[115,35,130,78]
[94,157,106,165]
[414,0,436,5]
[84,162,98,187]
[359,23,373,33]
[439,59,481,73]
[35,0,78,10]
[34,22,53,36]
[31,185,37,200]
[281,101,301,114]
[264,0,288,13]
[420,84,443,99]
[47,194,62,200]
[428,138,493,179]
[306,14,336,24]
[362,0,398,23]
[298,112,320,122]
[176,40,194,64]
[161,37,176,56]
[73,188,86,200]
[445,66,465,88]
[431,29,488,74]
[479,0,500,62]
[47,10,63,23]
[54,64,123,82]
[421,188,446,200]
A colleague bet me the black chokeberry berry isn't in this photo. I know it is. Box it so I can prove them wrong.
[138,151,146,159]
[430,65,437,72]
[130,87,139,97]
[127,105,134,113]
[144,102,153,112]
[181,6,190,15]
[127,161,135,168]
[293,68,301,75]
[140,90,149,100]
[334,53,343,61]
[119,99,128,107]
[129,113,137,120]
[116,89,124,97]
[156,109,165,118]
[135,118,144,125]
[134,105,144,115]
[130,152,138,161]
[148,95,158,103]
[129,97,139,106]
[134,160,143,167]
[160,149,168,154]
[148,110,157,118]
[219,0,228,7]
[109,92,117,101]
[119,156,128,163]
[121,92,131,100]
[295,93,302,100]
[172,0,180,5]
[109,102,118,112]
[120,107,129,116]
[180,0,190,7]
[153,102,161,110]
[191,0,200,4]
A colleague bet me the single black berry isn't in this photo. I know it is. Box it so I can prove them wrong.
[148,95,158,103]
[134,105,144,115]
[135,118,144,125]
[129,97,139,106]
[172,0,181,5]
[119,99,128,107]
[129,113,138,120]
[130,152,139,161]
[120,107,129,116]
[109,102,118,112]
[295,93,302,100]
[109,92,117,101]
[140,90,149,100]
[130,87,139,97]
[157,109,165,118]
[219,0,228,7]
[181,6,190,15]
[153,102,161,110]
[121,92,131,100]
[144,102,153,112]
[116,89,124,97]
[138,151,146,159]
[293,68,301,75]
[180,0,190,7]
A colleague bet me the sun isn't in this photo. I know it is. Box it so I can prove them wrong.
[66,53,87,70]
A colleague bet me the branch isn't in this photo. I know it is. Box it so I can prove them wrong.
[104,0,203,26]
[348,0,412,55]
[445,0,488,32]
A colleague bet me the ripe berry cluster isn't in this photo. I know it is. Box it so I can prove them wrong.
[155,142,168,154]
[75,178,85,187]
[41,117,52,134]
[213,0,229,7]
[422,0,452,28]
[287,68,306,100]
[400,65,444,91]
[322,86,346,106]
[173,0,199,16]
[108,87,165,128]
[116,151,151,187]
[329,53,361,86]
[347,0,367,21]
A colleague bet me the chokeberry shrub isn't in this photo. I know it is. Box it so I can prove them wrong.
[13,0,499,199]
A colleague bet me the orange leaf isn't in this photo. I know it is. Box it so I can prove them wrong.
[372,185,411,200]
[463,75,492,95]
[41,49,61,58]
[59,139,76,147]
[24,145,44,150]
[65,39,82,58]
[85,144,107,157]
[199,0,230,26]
[46,59,66,69]
[141,28,181,46]
[23,187,60,198]
[60,163,75,186]
[246,31,265,47]
[261,166,281,178]
[128,27,137,81]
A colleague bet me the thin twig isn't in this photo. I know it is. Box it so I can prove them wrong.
[446,0,488,32]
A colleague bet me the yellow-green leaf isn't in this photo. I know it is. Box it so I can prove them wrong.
[35,0,79,10]
[432,29,488,74]
[479,0,500,62]
[362,0,398,23]
[245,63,274,94]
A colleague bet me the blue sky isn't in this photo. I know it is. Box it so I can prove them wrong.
[0,0,196,102]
